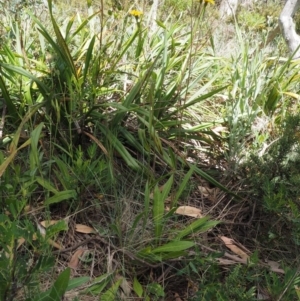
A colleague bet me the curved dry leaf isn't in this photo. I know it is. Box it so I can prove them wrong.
[47,238,63,250]
[266,260,285,274]
[24,205,31,213]
[212,126,228,134]
[117,275,131,299]
[175,206,203,218]
[174,292,183,301]
[40,218,69,228]
[37,223,46,235]
[220,236,249,260]
[75,224,96,234]
[40,220,60,227]
[17,237,25,249]
[198,186,212,197]
[68,249,85,269]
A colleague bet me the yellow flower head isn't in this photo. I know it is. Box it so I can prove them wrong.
[129,10,143,17]
[201,0,215,4]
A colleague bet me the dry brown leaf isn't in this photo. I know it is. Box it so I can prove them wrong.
[68,249,85,269]
[266,260,284,274]
[174,292,183,301]
[211,126,228,135]
[198,186,220,203]
[17,237,25,249]
[175,206,203,218]
[40,220,60,228]
[37,223,46,235]
[24,205,31,213]
[198,185,212,197]
[117,275,131,300]
[40,219,69,228]
[257,289,270,300]
[220,236,250,260]
[47,238,62,250]
[75,224,96,234]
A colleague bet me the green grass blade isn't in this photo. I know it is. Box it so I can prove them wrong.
[111,49,163,128]
[161,175,173,202]
[98,125,140,171]
[0,138,31,178]
[151,241,194,253]
[101,279,122,301]
[111,28,139,70]
[10,101,46,153]
[175,217,219,240]
[192,163,240,198]
[153,185,165,242]
[36,177,59,194]
[30,122,44,169]
[69,11,100,40]
[48,268,71,300]
[64,15,75,40]
[47,0,77,79]
[66,277,90,291]
[0,74,18,121]
[0,63,49,97]
[44,190,77,205]
[172,165,195,207]
[83,35,95,84]
[170,85,228,116]
[133,277,143,298]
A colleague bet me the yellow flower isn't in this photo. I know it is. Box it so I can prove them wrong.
[129,10,143,17]
[201,0,215,4]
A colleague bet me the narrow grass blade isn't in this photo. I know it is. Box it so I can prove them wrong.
[172,165,195,207]
[175,217,219,240]
[48,268,70,300]
[66,276,90,291]
[153,185,165,242]
[44,190,77,205]
[169,85,228,117]
[0,74,18,121]
[111,28,139,70]
[161,175,173,201]
[101,278,122,301]
[192,163,240,198]
[111,49,163,128]
[10,101,46,153]
[151,241,194,253]
[0,138,31,178]
[36,177,59,194]
[69,11,100,40]
[83,35,95,84]
[98,125,140,171]
[0,63,49,97]
[47,0,77,79]
[133,277,143,298]
[143,181,150,230]
[30,122,44,168]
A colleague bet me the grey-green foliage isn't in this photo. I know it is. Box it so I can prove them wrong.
[245,114,300,245]
[190,262,298,301]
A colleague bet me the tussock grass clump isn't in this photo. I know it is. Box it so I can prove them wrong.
[1,0,300,300]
